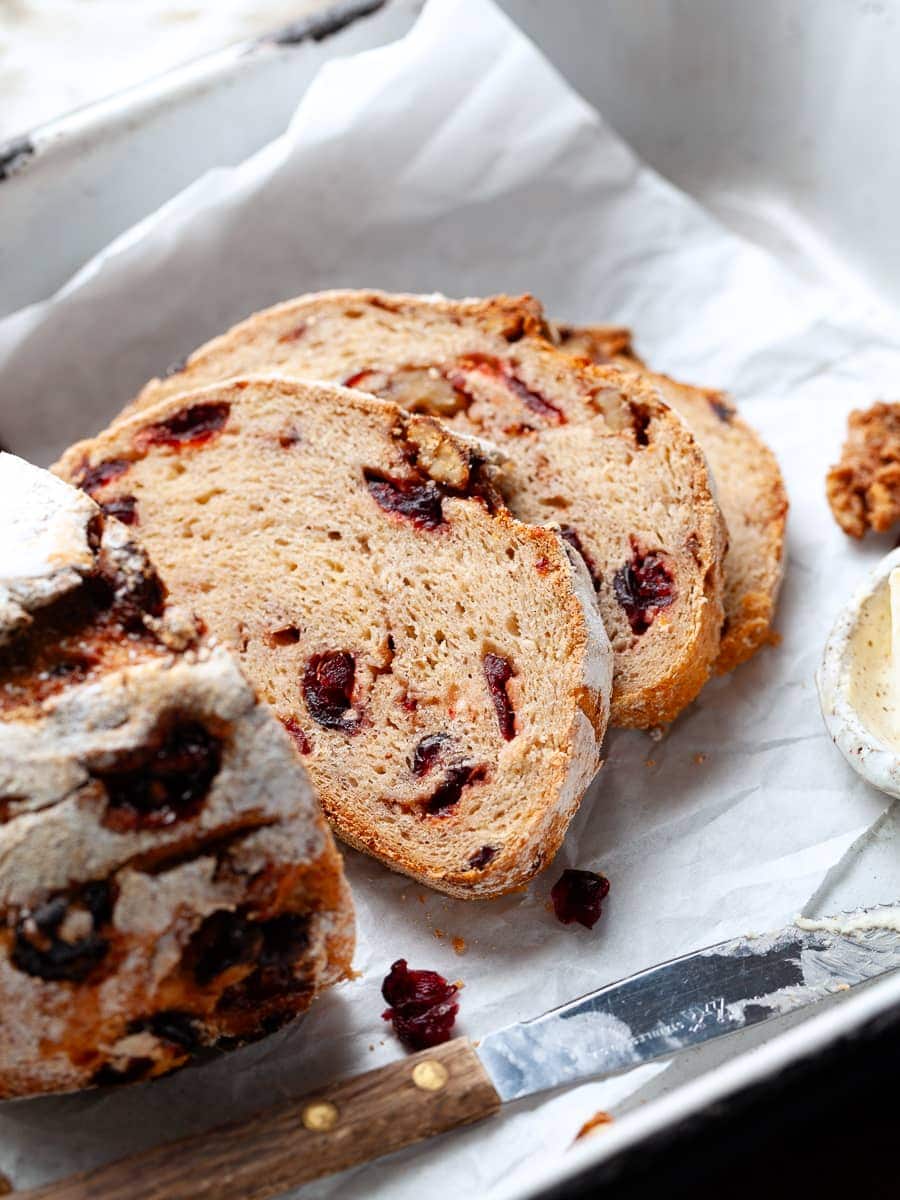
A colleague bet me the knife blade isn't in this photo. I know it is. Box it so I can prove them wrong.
[478,907,900,1101]
[20,905,900,1200]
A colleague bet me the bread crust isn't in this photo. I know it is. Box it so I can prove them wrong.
[555,324,787,674]
[117,290,727,727]
[56,377,612,898]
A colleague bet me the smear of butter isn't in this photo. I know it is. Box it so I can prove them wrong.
[797,908,900,935]
[846,571,900,752]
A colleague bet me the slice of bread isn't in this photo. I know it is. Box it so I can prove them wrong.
[119,291,727,727]
[0,452,353,1098]
[555,324,788,673]
[56,378,612,898]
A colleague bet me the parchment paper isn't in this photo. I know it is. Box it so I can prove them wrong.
[1,0,899,1193]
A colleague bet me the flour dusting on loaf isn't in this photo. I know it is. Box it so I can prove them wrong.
[0,453,353,1099]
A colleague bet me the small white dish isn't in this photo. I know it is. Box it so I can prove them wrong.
[818,546,900,797]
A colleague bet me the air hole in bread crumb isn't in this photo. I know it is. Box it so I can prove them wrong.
[506,613,521,637]
[269,626,300,647]
[328,531,342,541]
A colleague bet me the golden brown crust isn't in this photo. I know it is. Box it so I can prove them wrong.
[826,401,900,539]
[554,324,787,675]
[115,290,727,728]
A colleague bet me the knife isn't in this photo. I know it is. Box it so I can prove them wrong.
[19,905,900,1200]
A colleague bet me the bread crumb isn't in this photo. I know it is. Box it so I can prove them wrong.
[452,936,467,955]
[433,928,445,939]
[644,757,656,768]
[417,894,426,904]
[693,752,707,764]
[827,401,900,537]
[574,1110,614,1142]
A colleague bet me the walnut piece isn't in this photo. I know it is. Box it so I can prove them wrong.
[827,402,900,538]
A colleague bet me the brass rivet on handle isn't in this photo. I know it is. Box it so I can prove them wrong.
[301,1100,339,1131]
[412,1060,449,1092]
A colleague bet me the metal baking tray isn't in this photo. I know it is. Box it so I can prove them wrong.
[2,1,899,1194]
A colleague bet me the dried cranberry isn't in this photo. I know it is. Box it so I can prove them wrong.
[101,495,138,525]
[138,402,230,449]
[131,1010,203,1051]
[410,732,450,776]
[78,458,130,496]
[258,913,310,968]
[709,396,734,423]
[550,869,610,929]
[468,845,497,870]
[381,959,459,1050]
[12,881,114,982]
[188,910,263,986]
[612,539,676,635]
[425,764,487,816]
[214,913,311,1011]
[281,717,312,755]
[364,470,445,531]
[302,651,359,733]
[483,653,516,740]
[454,354,565,424]
[559,526,602,593]
[96,721,222,832]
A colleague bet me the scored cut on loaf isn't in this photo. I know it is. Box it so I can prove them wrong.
[0,452,353,1099]
[118,290,728,728]
[56,378,612,899]
[554,324,788,673]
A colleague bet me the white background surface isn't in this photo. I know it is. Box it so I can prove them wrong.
[0,0,330,140]
[2,0,900,1196]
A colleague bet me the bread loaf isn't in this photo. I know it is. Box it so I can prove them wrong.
[0,453,354,1098]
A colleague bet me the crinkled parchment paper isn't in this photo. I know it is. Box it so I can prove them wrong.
[1,0,899,1193]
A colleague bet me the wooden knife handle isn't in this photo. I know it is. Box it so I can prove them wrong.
[18,1038,501,1200]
